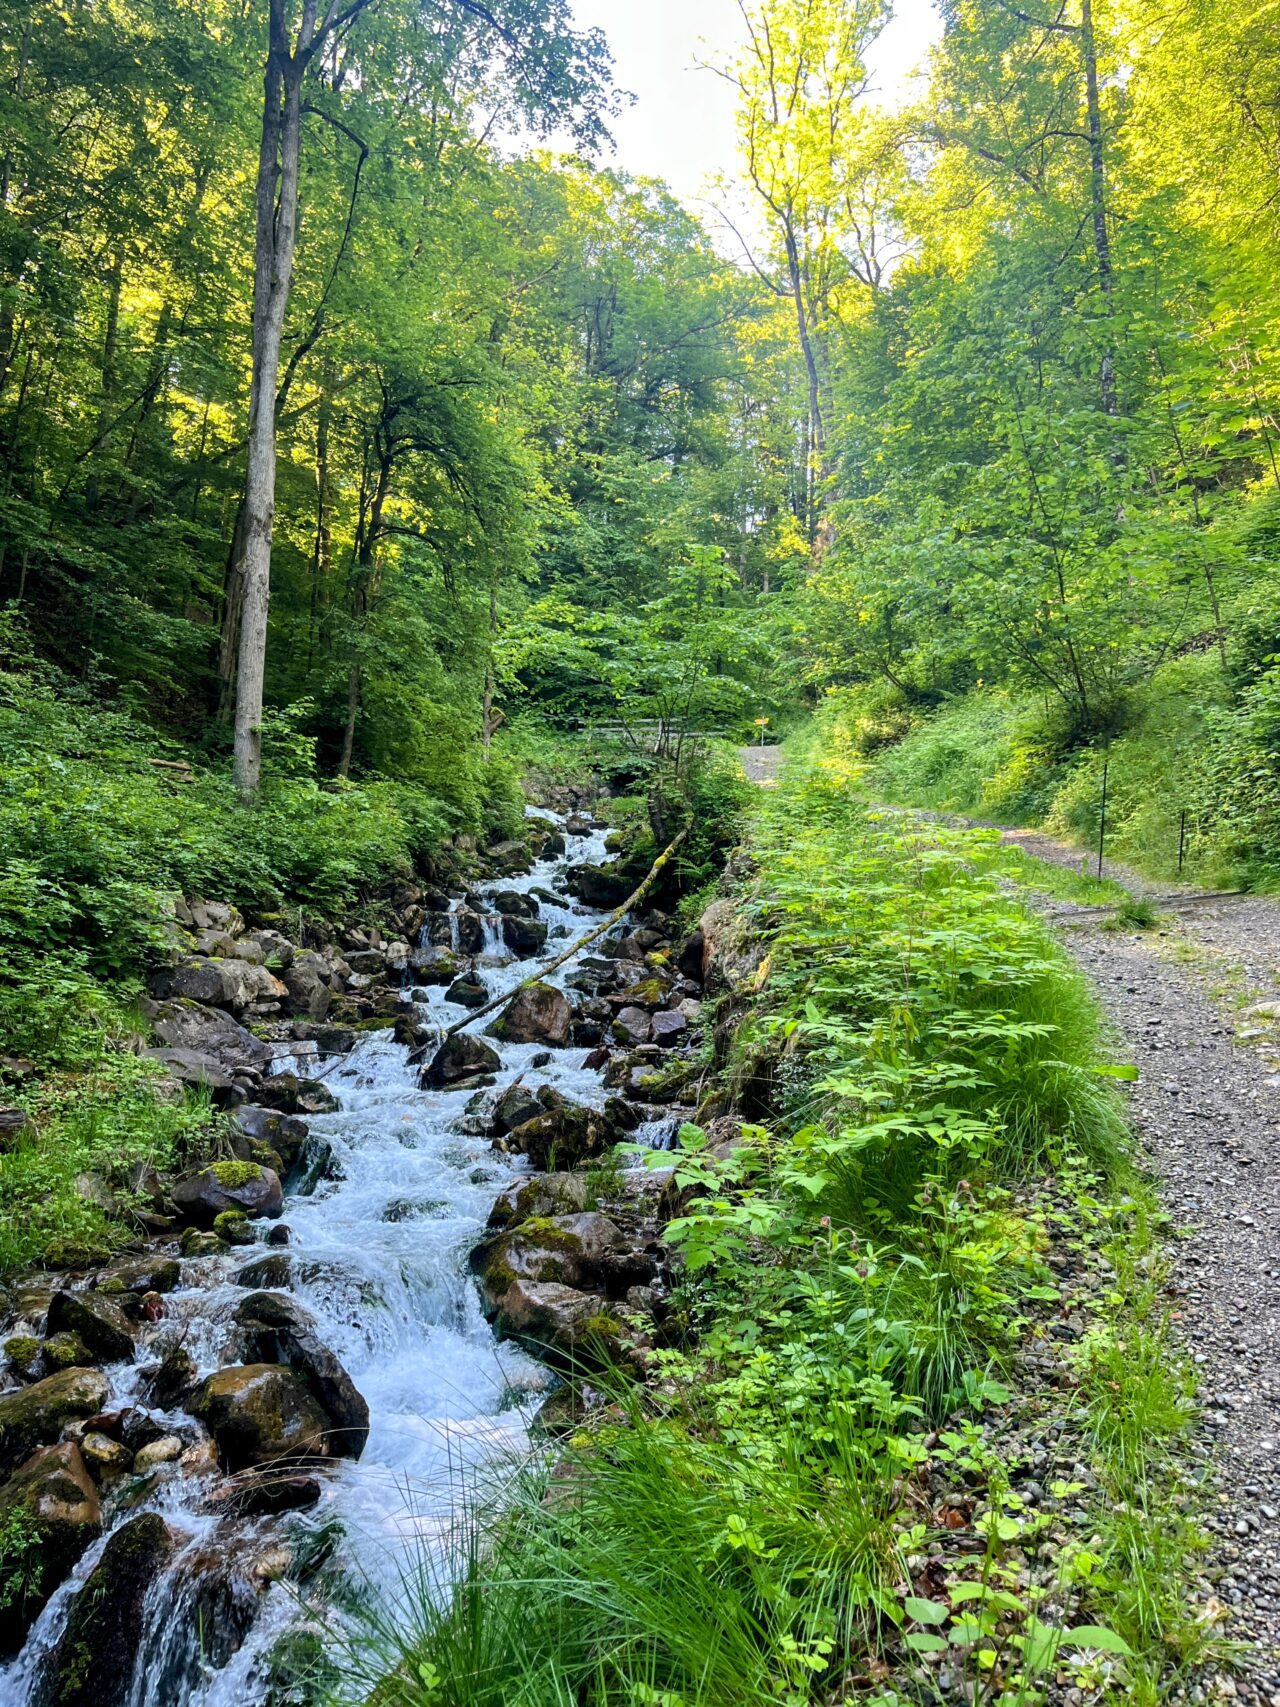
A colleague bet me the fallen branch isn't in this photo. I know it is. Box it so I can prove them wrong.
[440,826,690,1041]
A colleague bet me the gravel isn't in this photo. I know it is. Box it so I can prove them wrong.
[1001,838,1280,1700]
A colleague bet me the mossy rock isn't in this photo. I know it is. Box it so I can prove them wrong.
[180,1228,228,1259]
[42,1238,112,1273]
[40,1333,95,1373]
[213,1210,255,1246]
[3,1335,40,1379]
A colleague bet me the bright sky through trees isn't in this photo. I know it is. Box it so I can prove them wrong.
[568,0,941,204]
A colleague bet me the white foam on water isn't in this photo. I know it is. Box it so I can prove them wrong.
[0,816,626,1707]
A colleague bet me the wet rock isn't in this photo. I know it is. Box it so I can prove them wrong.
[236,1252,293,1289]
[79,1431,133,1480]
[41,1238,111,1273]
[234,1291,368,1459]
[4,1335,41,1381]
[490,1279,628,1373]
[40,1333,96,1374]
[502,915,549,958]
[0,1443,102,1655]
[504,1098,638,1171]
[345,949,386,976]
[203,1468,322,1518]
[192,1365,336,1471]
[445,975,488,1009]
[650,1010,688,1048]
[35,1511,175,1707]
[421,1032,501,1088]
[566,864,631,909]
[179,1228,228,1258]
[542,832,566,858]
[393,1005,436,1048]
[492,889,539,918]
[472,1212,646,1318]
[0,1367,110,1480]
[138,1346,198,1410]
[171,1161,284,1226]
[486,1171,591,1230]
[230,1105,309,1172]
[140,1047,243,1100]
[488,839,534,876]
[257,1072,339,1115]
[491,983,573,1047]
[412,934,461,981]
[493,1081,555,1136]
[676,929,705,982]
[95,1256,181,1299]
[132,1434,183,1473]
[612,1005,652,1045]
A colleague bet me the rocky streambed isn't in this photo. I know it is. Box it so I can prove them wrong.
[0,806,726,1707]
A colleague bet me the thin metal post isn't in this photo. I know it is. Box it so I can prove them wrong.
[1097,754,1109,879]
[1178,808,1187,876]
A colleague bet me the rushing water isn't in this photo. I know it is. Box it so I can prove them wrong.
[1,812,624,1707]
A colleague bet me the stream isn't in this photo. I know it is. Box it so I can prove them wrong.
[1,811,628,1706]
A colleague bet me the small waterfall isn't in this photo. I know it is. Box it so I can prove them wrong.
[479,911,505,959]
[0,809,624,1707]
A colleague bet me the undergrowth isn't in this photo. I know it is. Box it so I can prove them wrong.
[351,712,1208,1707]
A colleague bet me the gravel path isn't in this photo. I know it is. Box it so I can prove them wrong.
[737,743,786,787]
[981,831,1280,1698]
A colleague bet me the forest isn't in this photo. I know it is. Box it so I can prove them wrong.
[2,0,1280,1703]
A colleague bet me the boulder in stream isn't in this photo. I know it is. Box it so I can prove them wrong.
[171,1160,284,1226]
[489,1278,629,1373]
[46,1289,135,1363]
[503,1097,638,1171]
[491,982,573,1047]
[445,974,488,1009]
[0,1442,102,1656]
[420,1031,501,1088]
[257,1072,339,1115]
[0,1367,109,1480]
[234,1291,369,1459]
[472,1212,646,1319]
[566,864,631,909]
[192,1364,337,1470]
[34,1511,176,1707]
[502,915,549,958]
[486,1170,591,1230]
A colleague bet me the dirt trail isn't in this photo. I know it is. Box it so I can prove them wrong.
[739,755,1280,1696]
[736,743,786,787]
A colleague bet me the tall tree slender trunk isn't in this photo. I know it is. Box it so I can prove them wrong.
[231,4,315,794]
[1080,0,1117,418]
[783,221,824,539]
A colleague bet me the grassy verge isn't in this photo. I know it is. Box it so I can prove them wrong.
[349,713,1211,1707]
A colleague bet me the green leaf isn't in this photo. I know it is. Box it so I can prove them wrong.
[904,1631,950,1654]
[904,1596,949,1625]
[1062,1625,1133,1655]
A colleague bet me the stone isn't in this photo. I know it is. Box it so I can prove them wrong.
[420,1032,502,1088]
[650,1010,688,1048]
[78,1431,133,1479]
[171,1161,283,1226]
[488,839,534,876]
[491,889,538,919]
[409,947,460,985]
[192,1365,335,1471]
[179,1228,228,1258]
[203,1469,322,1518]
[45,1291,136,1366]
[472,1212,644,1318]
[35,1512,175,1707]
[566,864,631,909]
[486,1171,591,1230]
[490,1279,627,1372]
[139,1346,198,1410]
[491,983,573,1047]
[40,1334,96,1373]
[231,1105,309,1172]
[0,1443,102,1655]
[345,949,386,976]
[149,959,287,1016]
[140,1047,241,1098]
[393,1006,436,1048]
[95,1256,181,1298]
[445,975,488,1009]
[236,1253,293,1290]
[612,1005,652,1045]
[502,915,549,958]
[132,1434,183,1473]
[0,1367,109,1480]
[257,1072,339,1115]
[283,949,337,1020]
[491,1081,549,1136]
[504,1098,638,1171]
[234,1292,368,1459]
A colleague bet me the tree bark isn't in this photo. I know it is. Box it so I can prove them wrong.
[1080,0,1117,418]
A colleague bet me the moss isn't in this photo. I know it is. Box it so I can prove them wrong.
[212,1210,253,1244]
[3,1335,38,1371]
[207,1160,261,1189]
[515,1217,585,1256]
[41,1333,93,1371]
[180,1228,227,1258]
[41,1237,112,1272]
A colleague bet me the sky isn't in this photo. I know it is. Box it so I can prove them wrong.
[566,0,943,214]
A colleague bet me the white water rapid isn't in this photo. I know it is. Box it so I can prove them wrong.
[1,812,626,1707]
